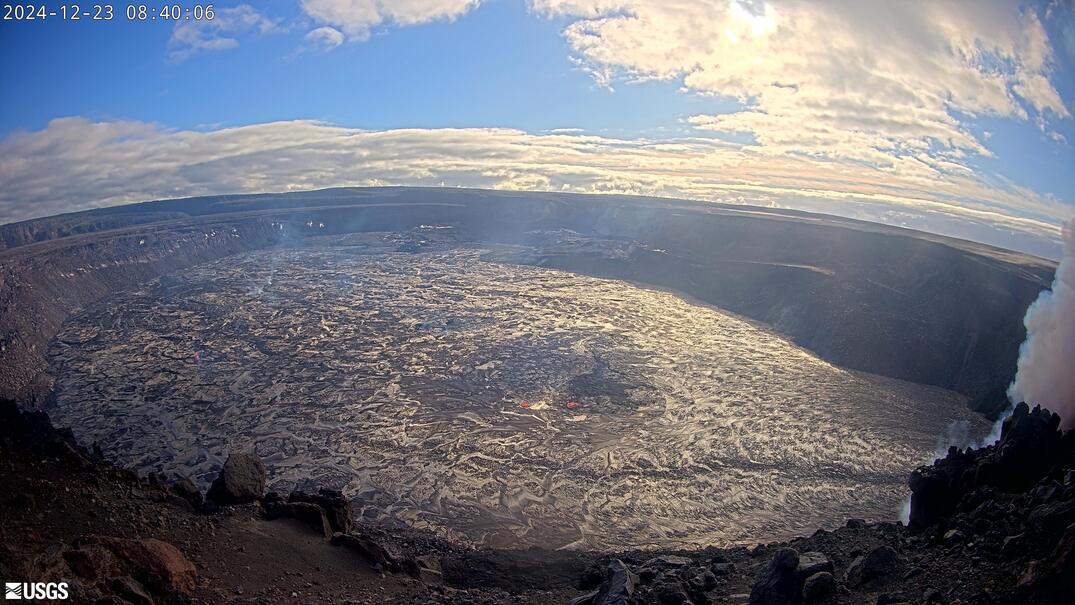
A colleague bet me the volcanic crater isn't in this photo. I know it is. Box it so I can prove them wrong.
[1,188,1055,555]
[45,232,992,551]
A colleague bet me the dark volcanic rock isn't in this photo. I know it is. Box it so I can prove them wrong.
[908,446,976,531]
[330,531,405,572]
[170,476,202,509]
[1017,521,1075,601]
[264,500,334,538]
[909,402,1075,533]
[653,579,691,605]
[207,451,266,505]
[264,488,354,540]
[595,559,638,605]
[711,561,734,576]
[287,488,353,534]
[801,571,835,604]
[579,562,606,590]
[749,547,799,605]
[843,546,899,587]
[0,399,91,468]
[688,569,718,593]
[573,560,638,605]
[795,551,833,582]
[976,403,1065,492]
[403,553,444,586]
[109,575,154,605]
[875,592,911,605]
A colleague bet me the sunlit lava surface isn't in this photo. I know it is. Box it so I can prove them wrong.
[47,245,989,550]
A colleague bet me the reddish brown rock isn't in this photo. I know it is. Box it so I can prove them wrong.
[89,536,197,595]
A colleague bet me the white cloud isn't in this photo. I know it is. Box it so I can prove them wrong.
[531,0,1071,177]
[304,26,346,50]
[168,5,279,60]
[299,0,481,40]
[1,118,1070,257]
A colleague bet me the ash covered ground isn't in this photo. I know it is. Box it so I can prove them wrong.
[45,232,989,552]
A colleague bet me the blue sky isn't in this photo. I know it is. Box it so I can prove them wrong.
[0,1,731,136]
[1,0,1074,257]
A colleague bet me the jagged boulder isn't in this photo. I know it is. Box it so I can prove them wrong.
[0,399,92,469]
[909,402,1075,532]
[801,571,835,604]
[1026,500,1075,538]
[653,579,691,605]
[109,576,154,605]
[286,488,352,534]
[978,403,1064,492]
[263,499,334,538]
[403,554,444,586]
[711,561,735,576]
[206,452,266,505]
[795,552,833,583]
[749,547,799,605]
[688,569,718,593]
[331,532,405,572]
[643,555,692,568]
[570,559,638,605]
[843,545,900,587]
[170,476,202,509]
[908,446,975,531]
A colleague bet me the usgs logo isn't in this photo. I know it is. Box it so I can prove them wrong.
[4,583,68,600]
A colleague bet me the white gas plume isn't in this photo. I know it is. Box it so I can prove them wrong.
[1008,219,1075,428]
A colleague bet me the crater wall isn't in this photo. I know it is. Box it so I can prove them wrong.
[0,188,1055,415]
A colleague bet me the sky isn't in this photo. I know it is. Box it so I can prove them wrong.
[1,0,1074,258]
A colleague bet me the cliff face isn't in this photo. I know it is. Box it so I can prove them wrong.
[529,209,1052,417]
[0,217,286,403]
[0,188,1055,414]
[0,210,190,250]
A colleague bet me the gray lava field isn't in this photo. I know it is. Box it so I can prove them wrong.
[45,235,990,550]
[0,187,1057,553]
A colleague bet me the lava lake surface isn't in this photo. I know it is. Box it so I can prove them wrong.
[46,241,989,550]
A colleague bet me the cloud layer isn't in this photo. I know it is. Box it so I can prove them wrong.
[169,4,279,60]
[536,0,1069,171]
[300,0,481,40]
[10,2,1074,258]
[1,117,1069,257]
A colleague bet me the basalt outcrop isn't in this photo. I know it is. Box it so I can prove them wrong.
[908,402,1073,531]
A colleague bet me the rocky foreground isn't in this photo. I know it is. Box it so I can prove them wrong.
[2,399,1073,605]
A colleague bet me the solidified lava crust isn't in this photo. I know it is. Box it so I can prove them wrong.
[46,239,986,551]
[0,189,1067,604]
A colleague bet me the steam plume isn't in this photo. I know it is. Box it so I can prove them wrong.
[1008,219,1075,428]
